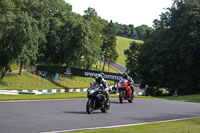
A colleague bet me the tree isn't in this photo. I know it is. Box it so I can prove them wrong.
[128,24,136,39]
[125,41,143,83]
[114,22,152,40]
[167,0,200,93]
[38,0,74,64]
[13,0,49,62]
[134,0,200,95]
[0,0,16,79]
[44,14,102,69]
[135,25,153,40]
[35,0,72,62]
[58,18,97,68]
[12,12,39,75]
[101,21,118,71]
[83,7,106,69]
[122,24,131,38]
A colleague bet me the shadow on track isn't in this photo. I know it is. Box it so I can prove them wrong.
[110,100,131,104]
[63,111,103,114]
[63,111,86,114]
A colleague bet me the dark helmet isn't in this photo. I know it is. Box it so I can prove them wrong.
[122,72,128,79]
[95,74,103,83]
[100,72,105,77]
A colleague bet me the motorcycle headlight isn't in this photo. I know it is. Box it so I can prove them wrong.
[88,89,95,94]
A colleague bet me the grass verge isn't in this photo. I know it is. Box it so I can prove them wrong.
[0,93,150,101]
[72,118,200,133]
[0,92,87,101]
[0,92,122,101]
[0,72,115,90]
[158,94,200,103]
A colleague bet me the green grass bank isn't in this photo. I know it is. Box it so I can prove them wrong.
[73,118,200,133]
[116,36,142,66]
[0,63,119,90]
[0,92,123,101]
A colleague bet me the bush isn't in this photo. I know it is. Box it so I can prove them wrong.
[144,86,163,96]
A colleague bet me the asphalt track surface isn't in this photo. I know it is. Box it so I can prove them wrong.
[1,98,200,133]
[111,63,126,73]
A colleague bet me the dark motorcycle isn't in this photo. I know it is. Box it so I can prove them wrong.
[86,84,110,114]
[118,79,133,103]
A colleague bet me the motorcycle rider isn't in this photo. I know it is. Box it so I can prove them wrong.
[122,72,128,80]
[93,74,109,101]
[95,73,107,89]
[128,76,135,95]
[100,72,106,84]
[121,72,132,98]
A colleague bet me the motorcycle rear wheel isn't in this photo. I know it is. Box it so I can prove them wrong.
[86,98,95,114]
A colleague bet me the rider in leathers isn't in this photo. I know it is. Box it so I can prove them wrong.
[94,73,107,89]
[128,76,135,95]
[121,72,132,98]
[93,74,109,101]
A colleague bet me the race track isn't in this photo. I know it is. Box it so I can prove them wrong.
[111,63,126,73]
[0,98,200,133]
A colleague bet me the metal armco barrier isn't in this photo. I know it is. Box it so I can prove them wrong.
[36,65,122,81]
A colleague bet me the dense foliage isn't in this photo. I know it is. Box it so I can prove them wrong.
[124,41,143,83]
[101,21,118,71]
[126,0,200,95]
[0,0,118,79]
[114,23,152,40]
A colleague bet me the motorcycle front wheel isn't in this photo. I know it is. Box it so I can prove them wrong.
[101,98,110,113]
[128,92,134,103]
[119,91,124,103]
[128,99,133,103]
[86,98,95,114]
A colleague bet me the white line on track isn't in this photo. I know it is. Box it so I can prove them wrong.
[41,117,200,133]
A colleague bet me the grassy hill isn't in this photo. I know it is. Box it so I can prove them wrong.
[0,72,94,90]
[0,63,117,90]
[116,36,143,66]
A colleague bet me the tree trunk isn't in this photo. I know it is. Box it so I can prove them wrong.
[108,62,110,72]
[0,67,9,80]
[102,59,106,71]
[18,60,23,75]
[0,71,6,80]
[99,59,101,68]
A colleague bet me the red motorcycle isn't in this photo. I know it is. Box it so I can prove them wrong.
[118,79,133,103]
